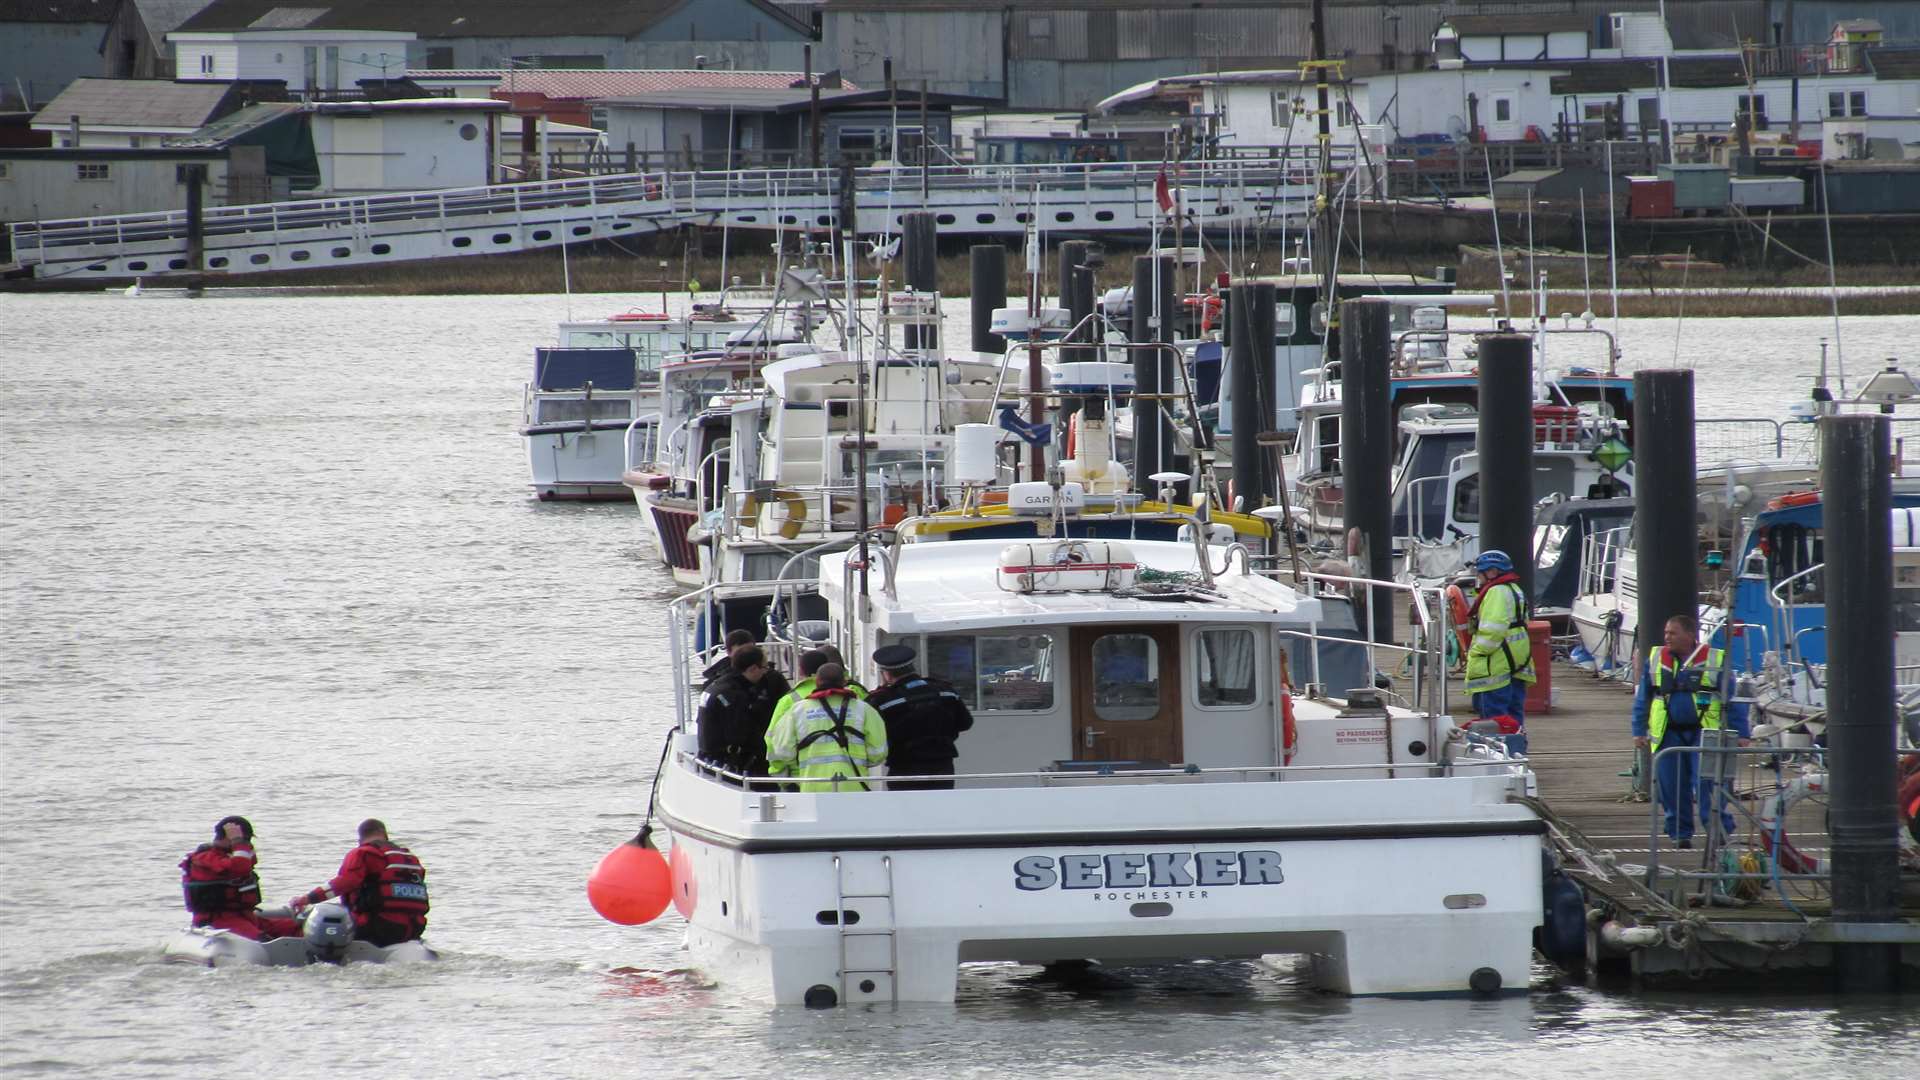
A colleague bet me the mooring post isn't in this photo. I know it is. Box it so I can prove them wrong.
[901,210,938,350]
[1822,413,1903,993]
[1339,297,1395,647]
[185,164,205,273]
[1249,282,1280,506]
[1632,370,1697,666]
[969,245,1007,355]
[1478,334,1537,599]
[1228,283,1264,511]
[1062,242,1095,368]
[1131,255,1172,488]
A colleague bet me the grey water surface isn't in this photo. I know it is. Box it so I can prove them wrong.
[2,292,1915,1078]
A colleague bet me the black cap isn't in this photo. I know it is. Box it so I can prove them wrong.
[214,815,254,842]
[873,644,917,671]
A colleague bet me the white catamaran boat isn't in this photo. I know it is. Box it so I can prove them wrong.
[652,493,1545,1005]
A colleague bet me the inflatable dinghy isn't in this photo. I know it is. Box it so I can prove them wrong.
[162,900,436,967]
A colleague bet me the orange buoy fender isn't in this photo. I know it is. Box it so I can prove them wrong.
[588,839,673,925]
[1445,582,1473,654]
[1281,690,1297,765]
[669,842,696,919]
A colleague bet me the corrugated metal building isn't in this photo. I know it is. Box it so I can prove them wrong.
[819,1,1781,111]
[176,0,816,74]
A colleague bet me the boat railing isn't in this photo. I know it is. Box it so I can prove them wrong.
[1400,473,1454,546]
[1695,417,1809,465]
[624,410,662,474]
[1641,743,1920,909]
[673,742,1519,794]
[1578,523,1631,600]
[1290,570,1452,720]
[1769,561,1826,670]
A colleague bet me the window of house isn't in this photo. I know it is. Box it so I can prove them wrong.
[1338,99,1359,126]
[77,163,110,181]
[1850,90,1868,116]
[1737,94,1767,124]
[927,633,1055,712]
[1195,629,1258,707]
[423,46,454,69]
[1494,98,1512,122]
[1271,92,1293,128]
[0,162,11,181]
[1829,91,1847,117]
[199,53,213,74]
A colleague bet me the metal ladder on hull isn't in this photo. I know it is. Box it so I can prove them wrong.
[832,853,897,1006]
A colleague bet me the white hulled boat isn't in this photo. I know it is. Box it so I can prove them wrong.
[653,495,1545,1005]
[522,303,761,501]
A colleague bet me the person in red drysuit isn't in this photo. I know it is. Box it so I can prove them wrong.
[179,816,301,941]
[290,818,429,947]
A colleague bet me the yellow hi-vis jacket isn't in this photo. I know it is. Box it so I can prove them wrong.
[1465,579,1536,695]
[765,691,889,792]
[1644,645,1728,746]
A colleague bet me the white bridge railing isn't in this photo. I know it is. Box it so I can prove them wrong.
[8,157,1328,280]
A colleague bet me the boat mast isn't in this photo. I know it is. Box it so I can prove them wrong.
[1310,0,1337,349]
[839,162,871,612]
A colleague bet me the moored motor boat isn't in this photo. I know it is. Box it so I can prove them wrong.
[161,900,436,967]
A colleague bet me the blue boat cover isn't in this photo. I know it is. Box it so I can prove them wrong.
[535,348,638,391]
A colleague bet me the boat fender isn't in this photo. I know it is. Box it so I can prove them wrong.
[1598,920,1661,951]
[1281,691,1297,766]
[1536,849,1587,968]
[1445,582,1473,656]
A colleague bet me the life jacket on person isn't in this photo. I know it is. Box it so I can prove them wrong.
[179,845,262,916]
[774,689,889,792]
[871,675,971,762]
[1464,573,1535,695]
[1646,644,1727,747]
[352,843,430,926]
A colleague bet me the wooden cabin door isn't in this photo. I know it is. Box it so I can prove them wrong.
[1071,625,1182,765]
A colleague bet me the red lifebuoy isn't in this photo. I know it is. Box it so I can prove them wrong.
[1766,490,1820,511]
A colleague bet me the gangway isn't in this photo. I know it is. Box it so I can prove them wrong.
[7,159,1322,282]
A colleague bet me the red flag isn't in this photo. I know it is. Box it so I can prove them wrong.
[1154,168,1173,213]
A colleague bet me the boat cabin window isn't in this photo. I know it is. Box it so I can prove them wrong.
[926,633,1055,712]
[1451,474,1480,523]
[826,399,854,433]
[666,374,734,420]
[1452,460,1576,525]
[535,398,633,423]
[1092,633,1160,721]
[1763,524,1825,602]
[1398,431,1472,538]
[1194,628,1258,706]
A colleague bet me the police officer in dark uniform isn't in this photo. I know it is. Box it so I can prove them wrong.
[864,644,974,790]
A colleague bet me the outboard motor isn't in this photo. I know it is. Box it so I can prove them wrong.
[302,900,356,963]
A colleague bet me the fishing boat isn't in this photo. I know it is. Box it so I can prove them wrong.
[522,303,761,501]
[649,476,1547,1005]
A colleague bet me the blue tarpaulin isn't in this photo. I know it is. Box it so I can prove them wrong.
[534,348,638,391]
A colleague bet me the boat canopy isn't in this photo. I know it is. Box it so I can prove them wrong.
[534,348,637,392]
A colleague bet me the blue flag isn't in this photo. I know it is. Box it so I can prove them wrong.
[997,405,1052,447]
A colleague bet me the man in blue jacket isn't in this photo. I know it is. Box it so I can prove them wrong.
[1633,613,1751,849]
